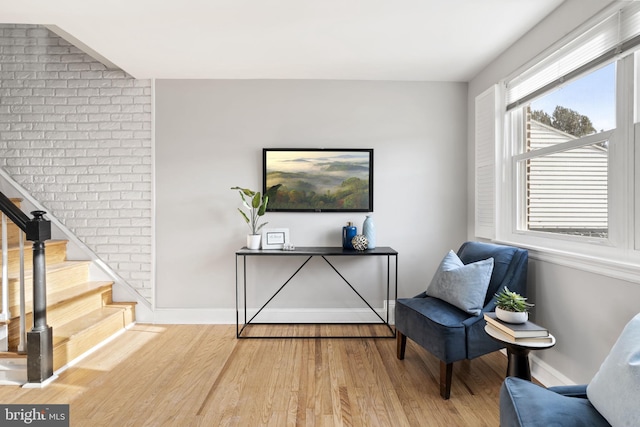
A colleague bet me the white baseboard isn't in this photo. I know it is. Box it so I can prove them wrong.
[150,308,236,324]
[530,354,576,387]
[0,358,26,386]
[149,304,396,325]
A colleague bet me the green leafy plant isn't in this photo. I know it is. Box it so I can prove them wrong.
[231,186,270,235]
[494,286,534,313]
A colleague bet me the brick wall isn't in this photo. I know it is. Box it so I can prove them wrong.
[0,24,153,303]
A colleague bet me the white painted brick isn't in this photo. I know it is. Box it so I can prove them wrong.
[60,71,82,80]
[84,237,109,246]
[99,122,121,130]
[88,113,111,122]
[96,245,119,254]
[51,158,75,166]
[54,123,77,131]
[110,182,133,191]
[87,218,111,228]
[44,63,66,72]
[99,105,121,114]
[0,24,153,304]
[68,63,91,71]
[68,97,90,105]
[44,80,67,88]
[89,79,112,88]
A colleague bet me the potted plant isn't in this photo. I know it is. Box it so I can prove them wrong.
[494,286,534,324]
[231,186,269,249]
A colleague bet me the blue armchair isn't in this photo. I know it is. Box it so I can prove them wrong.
[395,241,528,399]
[500,312,640,426]
[500,377,611,427]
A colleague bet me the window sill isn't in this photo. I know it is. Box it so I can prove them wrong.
[492,238,640,285]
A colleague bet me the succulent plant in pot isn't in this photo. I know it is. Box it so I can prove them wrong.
[494,286,534,324]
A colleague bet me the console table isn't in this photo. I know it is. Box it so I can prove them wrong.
[235,246,398,339]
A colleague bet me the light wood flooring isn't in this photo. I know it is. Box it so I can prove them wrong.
[0,324,511,426]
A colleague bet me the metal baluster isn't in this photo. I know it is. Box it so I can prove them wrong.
[18,228,26,353]
[1,214,8,351]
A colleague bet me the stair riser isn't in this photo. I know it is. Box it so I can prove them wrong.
[1,222,23,247]
[52,305,135,371]
[48,289,113,329]
[0,241,68,275]
[2,263,91,315]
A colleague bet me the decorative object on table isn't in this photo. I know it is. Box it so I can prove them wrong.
[263,148,374,212]
[342,221,357,249]
[485,323,553,344]
[484,312,550,340]
[231,186,271,249]
[351,234,368,251]
[362,214,376,249]
[494,286,533,324]
[261,228,290,250]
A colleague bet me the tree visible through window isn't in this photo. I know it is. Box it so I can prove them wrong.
[519,63,615,238]
[530,106,596,138]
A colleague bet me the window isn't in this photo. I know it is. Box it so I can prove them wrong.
[513,63,615,239]
[475,2,640,272]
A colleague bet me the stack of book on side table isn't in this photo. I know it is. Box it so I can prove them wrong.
[484,312,552,344]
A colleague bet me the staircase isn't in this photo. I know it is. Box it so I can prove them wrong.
[1,198,136,377]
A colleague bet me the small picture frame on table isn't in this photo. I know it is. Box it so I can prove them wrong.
[261,228,290,250]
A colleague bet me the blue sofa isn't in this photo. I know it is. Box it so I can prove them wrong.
[500,377,610,426]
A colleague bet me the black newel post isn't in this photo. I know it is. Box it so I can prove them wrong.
[25,210,53,384]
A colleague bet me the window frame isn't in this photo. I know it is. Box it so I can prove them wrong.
[494,53,640,281]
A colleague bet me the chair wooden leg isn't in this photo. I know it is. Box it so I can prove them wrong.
[396,331,407,360]
[440,361,453,400]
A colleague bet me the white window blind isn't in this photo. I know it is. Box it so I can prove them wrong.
[475,85,498,239]
[506,2,640,110]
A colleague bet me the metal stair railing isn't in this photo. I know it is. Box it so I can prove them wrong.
[0,191,53,385]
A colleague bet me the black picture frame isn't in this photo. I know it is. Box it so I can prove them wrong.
[263,148,373,212]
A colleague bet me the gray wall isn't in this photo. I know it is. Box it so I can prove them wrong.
[467,0,640,384]
[155,79,468,316]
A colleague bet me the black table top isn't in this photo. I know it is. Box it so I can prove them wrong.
[236,246,397,256]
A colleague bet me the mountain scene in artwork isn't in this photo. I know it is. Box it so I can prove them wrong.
[265,151,371,211]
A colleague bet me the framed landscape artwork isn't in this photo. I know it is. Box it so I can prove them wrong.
[263,148,373,212]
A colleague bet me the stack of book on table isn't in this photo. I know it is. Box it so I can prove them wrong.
[484,312,552,344]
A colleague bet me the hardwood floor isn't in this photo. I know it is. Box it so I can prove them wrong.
[0,324,510,426]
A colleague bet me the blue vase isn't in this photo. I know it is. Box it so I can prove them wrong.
[342,222,357,249]
[363,215,376,249]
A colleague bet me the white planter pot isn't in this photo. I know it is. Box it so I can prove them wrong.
[247,234,261,250]
[495,306,528,324]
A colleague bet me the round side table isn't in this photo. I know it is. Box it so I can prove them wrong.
[484,325,556,381]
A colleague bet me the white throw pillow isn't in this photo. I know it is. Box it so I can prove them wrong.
[425,250,494,315]
[587,312,640,427]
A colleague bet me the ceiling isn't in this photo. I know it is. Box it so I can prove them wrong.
[0,0,565,81]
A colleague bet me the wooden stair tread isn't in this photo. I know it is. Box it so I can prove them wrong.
[4,260,89,280]
[0,352,26,359]
[52,306,133,346]
[0,239,67,251]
